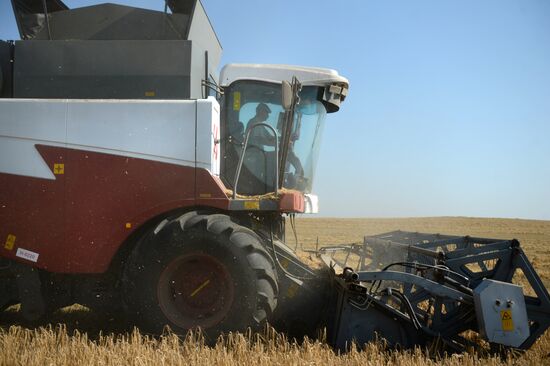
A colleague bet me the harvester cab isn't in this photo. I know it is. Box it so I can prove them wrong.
[219,64,348,212]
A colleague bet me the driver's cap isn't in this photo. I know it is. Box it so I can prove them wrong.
[256,103,272,114]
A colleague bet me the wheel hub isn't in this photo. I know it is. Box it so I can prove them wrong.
[157,253,235,329]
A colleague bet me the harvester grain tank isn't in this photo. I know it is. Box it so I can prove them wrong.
[1,0,548,353]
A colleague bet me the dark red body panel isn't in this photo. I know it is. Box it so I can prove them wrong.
[0,145,230,273]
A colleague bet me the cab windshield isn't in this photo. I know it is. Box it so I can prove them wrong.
[221,81,326,195]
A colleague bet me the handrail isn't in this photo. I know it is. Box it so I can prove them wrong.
[232,123,279,200]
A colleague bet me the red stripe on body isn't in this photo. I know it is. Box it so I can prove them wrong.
[0,145,229,273]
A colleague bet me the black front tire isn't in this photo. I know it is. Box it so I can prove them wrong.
[123,212,278,341]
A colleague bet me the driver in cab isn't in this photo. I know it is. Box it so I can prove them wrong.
[247,103,275,146]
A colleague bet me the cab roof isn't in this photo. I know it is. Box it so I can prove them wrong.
[220,64,349,88]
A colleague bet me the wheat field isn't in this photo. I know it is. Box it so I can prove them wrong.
[1,217,549,365]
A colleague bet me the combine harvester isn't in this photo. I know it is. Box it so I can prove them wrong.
[1,0,549,353]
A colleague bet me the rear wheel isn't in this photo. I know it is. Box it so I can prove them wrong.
[123,212,278,341]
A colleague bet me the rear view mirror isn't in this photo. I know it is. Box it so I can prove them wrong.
[282,81,292,111]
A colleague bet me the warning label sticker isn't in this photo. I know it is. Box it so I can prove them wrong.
[233,91,241,111]
[4,234,16,250]
[500,309,514,331]
[53,163,65,175]
[244,200,260,210]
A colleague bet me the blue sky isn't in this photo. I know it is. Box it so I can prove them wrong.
[1,0,549,219]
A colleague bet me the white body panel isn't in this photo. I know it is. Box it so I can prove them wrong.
[196,99,221,176]
[0,97,220,180]
[0,100,67,180]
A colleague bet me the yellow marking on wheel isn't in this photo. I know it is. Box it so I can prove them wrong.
[190,279,211,297]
